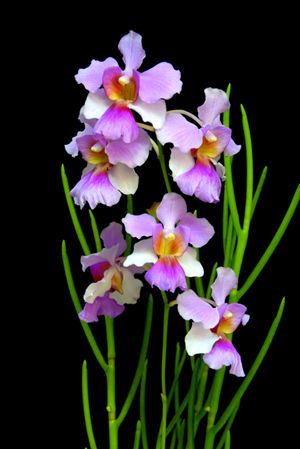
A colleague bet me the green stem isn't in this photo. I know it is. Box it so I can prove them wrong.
[169,427,177,449]
[215,403,239,449]
[174,344,181,441]
[140,360,149,449]
[157,140,172,193]
[194,363,209,417]
[206,263,218,299]
[82,361,98,449]
[160,294,170,449]
[61,241,107,372]
[187,359,200,449]
[117,295,153,426]
[224,216,234,267]
[215,298,285,434]
[204,368,226,449]
[222,186,229,254]
[133,421,142,449]
[125,194,133,256]
[166,392,189,436]
[195,249,205,297]
[61,164,90,255]
[89,210,102,252]
[251,166,268,219]
[105,317,118,449]
[225,431,231,449]
[178,420,186,449]
[237,184,300,300]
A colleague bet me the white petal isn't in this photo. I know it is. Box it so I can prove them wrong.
[83,267,115,303]
[108,164,139,195]
[177,247,204,277]
[123,238,158,267]
[110,267,143,305]
[169,147,195,178]
[83,90,112,120]
[130,98,166,129]
[185,322,220,356]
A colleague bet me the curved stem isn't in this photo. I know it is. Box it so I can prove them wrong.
[89,210,102,252]
[251,166,268,219]
[157,141,172,193]
[168,109,202,126]
[133,421,142,449]
[137,122,155,132]
[160,294,170,449]
[82,361,98,449]
[140,360,149,449]
[125,194,133,256]
[105,317,118,449]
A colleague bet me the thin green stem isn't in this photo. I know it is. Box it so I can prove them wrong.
[237,185,300,300]
[204,368,226,449]
[206,263,218,299]
[117,295,153,426]
[223,83,231,127]
[224,216,234,267]
[105,317,118,449]
[160,294,170,449]
[224,156,241,236]
[195,249,205,297]
[89,210,102,252]
[178,420,186,449]
[187,359,200,449]
[173,343,181,441]
[169,427,177,449]
[167,350,186,410]
[215,403,239,449]
[222,186,229,254]
[82,361,98,449]
[166,392,189,436]
[225,431,231,449]
[251,166,268,219]
[133,421,142,449]
[61,164,90,255]
[140,360,149,449]
[61,241,107,372]
[125,194,133,256]
[157,140,172,193]
[194,364,209,417]
[168,109,202,126]
[215,298,285,433]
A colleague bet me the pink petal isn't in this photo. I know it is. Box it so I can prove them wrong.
[177,290,219,328]
[203,125,232,156]
[218,303,248,333]
[100,222,126,256]
[145,256,187,292]
[225,138,241,156]
[118,31,146,72]
[139,62,182,103]
[211,267,238,306]
[156,192,187,231]
[65,126,92,157]
[185,323,219,356]
[122,213,157,238]
[169,147,195,178]
[129,98,166,129]
[79,294,125,322]
[70,168,121,209]
[75,58,119,92]
[105,128,151,168]
[156,113,202,153]
[80,246,119,272]
[197,88,230,126]
[94,103,139,143]
[203,337,245,377]
[179,213,215,248]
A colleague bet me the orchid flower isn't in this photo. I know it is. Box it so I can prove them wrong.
[76,30,182,143]
[65,124,151,208]
[157,88,241,203]
[79,222,143,322]
[122,193,214,292]
[177,267,249,376]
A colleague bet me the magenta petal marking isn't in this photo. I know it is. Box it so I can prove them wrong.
[105,128,151,168]
[79,294,125,322]
[145,257,187,292]
[203,337,245,377]
[94,103,139,143]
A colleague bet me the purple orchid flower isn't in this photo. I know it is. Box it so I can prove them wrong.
[79,222,143,322]
[65,124,151,208]
[156,88,241,203]
[76,30,182,144]
[122,193,214,293]
[177,267,249,376]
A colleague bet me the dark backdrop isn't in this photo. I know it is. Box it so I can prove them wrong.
[36,6,300,449]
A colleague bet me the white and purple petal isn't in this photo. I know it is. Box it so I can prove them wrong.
[75,58,119,92]
[108,164,138,195]
[169,147,195,178]
[83,266,116,303]
[81,245,119,272]
[123,238,158,267]
[177,290,219,328]
[82,89,113,120]
[179,213,215,248]
[79,294,124,322]
[157,113,202,153]
[197,88,230,126]
[203,337,245,377]
[129,98,166,129]
[65,127,90,157]
[122,213,156,238]
[177,247,204,278]
[100,222,126,256]
[105,128,151,168]
[225,138,241,156]
[118,31,146,73]
[110,267,143,305]
[145,256,187,292]
[156,192,187,231]
[211,267,238,306]
[95,103,139,143]
[185,322,220,356]
[139,62,182,103]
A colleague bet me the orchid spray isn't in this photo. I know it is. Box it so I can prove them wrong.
[61,31,299,449]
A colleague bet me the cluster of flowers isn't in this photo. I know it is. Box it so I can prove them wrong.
[65,31,248,377]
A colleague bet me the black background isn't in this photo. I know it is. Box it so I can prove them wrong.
[23,5,299,449]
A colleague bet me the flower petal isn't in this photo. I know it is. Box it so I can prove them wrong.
[139,62,182,103]
[211,267,238,306]
[95,103,139,143]
[179,213,215,248]
[65,126,91,157]
[79,293,124,321]
[108,164,138,195]
[70,168,121,209]
[75,58,119,92]
[123,238,158,267]
[83,266,116,303]
[197,88,230,126]
[100,222,126,256]
[82,89,112,120]
[201,125,232,156]
[110,267,143,305]
[157,113,202,153]
[118,31,145,72]
[225,138,241,156]
[145,256,187,292]
[81,246,119,272]
[152,223,190,257]
[218,303,248,333]
[105,128,151,168]
[203,337,245,377]
[122,213,156,238]
[169,147,195,178]
[185,322,220,356]
[156,192,187,231]
[177,290,219,328]
[177,247,204,277]
[129,98,166,129]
